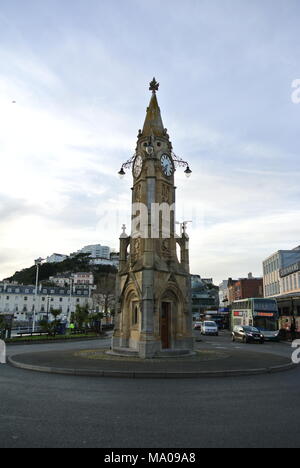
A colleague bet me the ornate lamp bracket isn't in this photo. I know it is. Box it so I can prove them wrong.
[171,152,192,177]
[118,153,136,177]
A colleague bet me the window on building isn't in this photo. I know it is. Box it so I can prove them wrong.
[132,304,139,325]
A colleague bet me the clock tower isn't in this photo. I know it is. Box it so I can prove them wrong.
[112,79,194,358]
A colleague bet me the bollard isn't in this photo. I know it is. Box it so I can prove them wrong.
[0,340,6,364]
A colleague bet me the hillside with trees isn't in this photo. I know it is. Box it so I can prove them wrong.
[4,253,117,285]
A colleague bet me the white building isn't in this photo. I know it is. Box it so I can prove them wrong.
[263,246,300,297]
[49,272,94,287]
[76,244,110,260]
[0,283,92,323]
[219,280,229,305]
[73,272,94,286]
[49,275,72,287]
[280,261,300,295]
[46,253,68,264]
[90,257,118,268]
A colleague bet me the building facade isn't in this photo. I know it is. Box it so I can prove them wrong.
[90,252,119,268]
[0,283,92,323]
[46,253,68,263]
[49,274,72,287]
[76,244,111,260]
[263,246,300,297]
[191,275,219,320]
[279,261,300,295]
[73,272,94,286]
[219,280,229,306]
[227,274,263,304]
[49,272,94,288]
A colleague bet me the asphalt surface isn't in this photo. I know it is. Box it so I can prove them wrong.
[1,332,300,448]
[7,342,292,378]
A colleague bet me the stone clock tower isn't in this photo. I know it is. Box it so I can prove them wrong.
[112,79,194,358]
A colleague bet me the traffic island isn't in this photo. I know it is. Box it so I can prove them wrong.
[7,347,296,378]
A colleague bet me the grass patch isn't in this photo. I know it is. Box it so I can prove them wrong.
[75,349,230,362]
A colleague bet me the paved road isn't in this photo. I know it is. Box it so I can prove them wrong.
[1,334,299,448]
[195,330,293,358]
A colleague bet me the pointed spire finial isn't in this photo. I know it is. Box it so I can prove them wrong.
[149,77,159,93]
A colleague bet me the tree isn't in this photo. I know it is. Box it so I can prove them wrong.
[87,312,104,334]
[0,315,5,339]
[72,304,89,331]
[39,309,62,336]
[92,272,116,320]
[50,309,62,336]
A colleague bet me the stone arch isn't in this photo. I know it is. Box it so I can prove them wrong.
[159,285,188,347]
[158,289,178,349]
[121,285,141,348]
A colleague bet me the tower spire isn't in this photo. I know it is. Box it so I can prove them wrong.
[142,77,165,137]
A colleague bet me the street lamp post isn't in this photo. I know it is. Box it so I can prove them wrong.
[69,277,74,325]
[46,295,50,322]
[33,257,44,333]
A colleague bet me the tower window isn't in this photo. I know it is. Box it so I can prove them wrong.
[132,304,139,325]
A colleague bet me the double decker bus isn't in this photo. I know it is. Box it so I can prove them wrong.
[231,298,279,341]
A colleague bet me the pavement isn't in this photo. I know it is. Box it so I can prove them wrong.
[7,331,296,378]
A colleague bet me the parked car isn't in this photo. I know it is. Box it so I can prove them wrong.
[201,321,219,336]
[193,321,202,330]
[257,329,280,342]
[232,326,264,344]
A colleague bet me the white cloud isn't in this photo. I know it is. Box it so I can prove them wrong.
[0,1,299,283]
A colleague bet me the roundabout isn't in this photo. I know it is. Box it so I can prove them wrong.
[7,342,295,378]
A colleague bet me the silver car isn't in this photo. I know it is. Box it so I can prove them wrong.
[201,321,219,336]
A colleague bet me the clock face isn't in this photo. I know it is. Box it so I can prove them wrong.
[161,154,174,177]
[133,154,143,178]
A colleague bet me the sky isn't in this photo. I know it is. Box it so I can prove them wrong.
[0,0,300,284]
